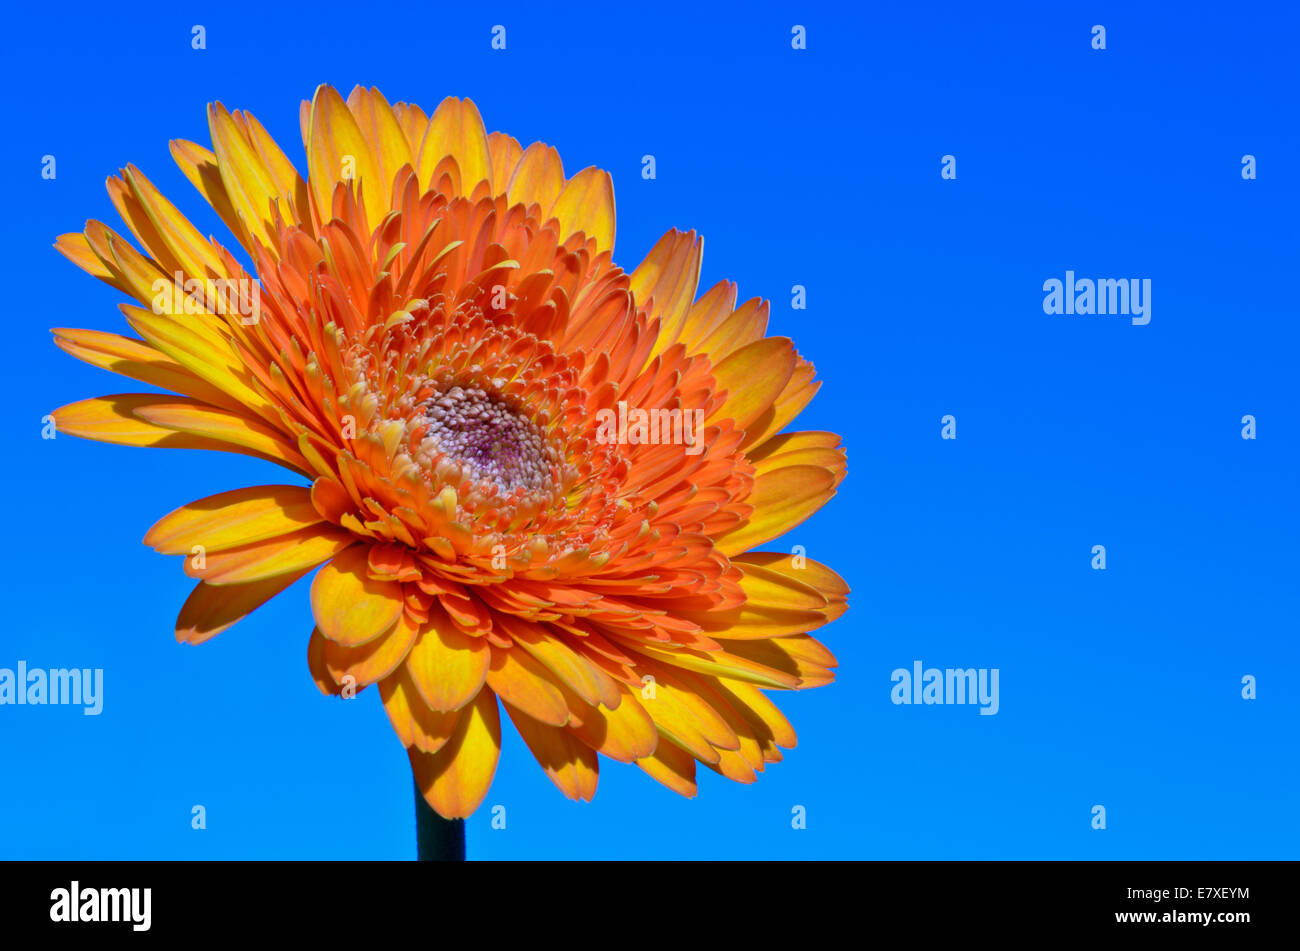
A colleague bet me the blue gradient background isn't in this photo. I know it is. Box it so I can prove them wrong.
[1,1,1295,859]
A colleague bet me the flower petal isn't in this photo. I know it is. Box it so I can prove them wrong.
[714,465,838,557]
[52,327,245,414]
[380,666,461,754]
[709,337,797,433]
[188,526,355,584]
[419,97,491,196]
[121,305,276,420]
[409,688,502,819]
[132,400,308,472]
[718,677,798,749]
[176,569,311,644]
[485,644,569,727]
[208,102,290,251]
[323,611,419,687]
[502,701,599,801]
[169,139,251,251]
[565,684,658,764]
[345,86,413,204]
[506,142,564,212]
[547,166,614,251]
[636,738,697,798]
[145,485,323,554]
[405,612,491,712]
[307,84,386,228]
[310,544,404,647]
[51,394,231,450]
[630,229,702,349]
[485,131,523,195]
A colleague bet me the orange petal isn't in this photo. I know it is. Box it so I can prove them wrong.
[307,627,339,696]
[145,484,323,554]
[169,139,251,251]
[502,701,598,802]
[717,678,798,749]
[630,229,701,348]
[732,551,849,609]
[485,131,523,195]
[345,86,413,204]
[191,526,355,584]
[738,359,820,450]
[567,685,658,763]
[51,394,233,450]
[709,337,797,433]
[54,231,117,284]
[307,84,386,228]
[405,614,491,712]
[418,97,491,195]
[693,295,768,361]
[176,569,310,644]
[753,444,846,487]
[506,142,564,213]
[633,641,800,689]
[636,738,698,798]
[746,430,842,463]
[380,666,461,754]
[121,305,276,420]
[714,465,838,557]
[409,688,501,819]
[132,400,306,471]
[323,611,419,687]
[504,618,620,708]
[547,166,614,251]
[676,561,832,639]
[713,635,838,689]
[207,104,289,250]
[485,644,569,727]
[391,101,430,156]
[238,110,312,235]
[117,165,230,284]
[634,663,737,762]
[52,327,244,414]
[310,544,404,646]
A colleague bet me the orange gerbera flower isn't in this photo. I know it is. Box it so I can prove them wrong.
[52,85,848,818]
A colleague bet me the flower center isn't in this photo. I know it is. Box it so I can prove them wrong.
[421,385,556,498]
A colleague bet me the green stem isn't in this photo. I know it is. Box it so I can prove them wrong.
[414,779,466,861]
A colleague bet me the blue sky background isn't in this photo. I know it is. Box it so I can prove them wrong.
[0,0,1295,859]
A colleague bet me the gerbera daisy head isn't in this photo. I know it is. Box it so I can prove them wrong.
[52,85,848,818]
